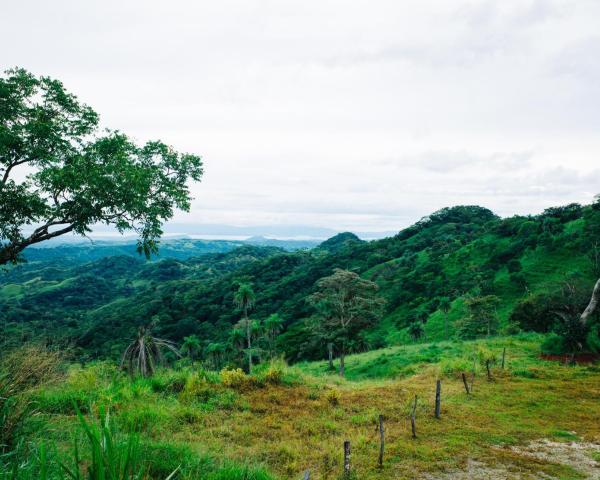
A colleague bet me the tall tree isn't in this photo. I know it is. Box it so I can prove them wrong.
[308,269,385,377]
[0,68,203,265]
[233,283,256,372]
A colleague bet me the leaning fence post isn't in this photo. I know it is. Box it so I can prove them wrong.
[462,372,470,394]
[434,380,441,419]
[411,395,418,439]
[378,414,385,467]
[303,470,310,480]
[501,347,506,369]
[343,440,351,476]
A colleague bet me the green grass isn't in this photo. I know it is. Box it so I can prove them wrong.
[297,333,546,381]
[5,336,600,479]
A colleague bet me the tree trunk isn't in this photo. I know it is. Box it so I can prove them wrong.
[244,306,252,372]
[581,278,600,324]
[328,342,334,370]
[339,351,345,377]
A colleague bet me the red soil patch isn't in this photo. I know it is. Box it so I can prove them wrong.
[541,353,600,364]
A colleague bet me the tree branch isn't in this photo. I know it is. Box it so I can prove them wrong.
[581,278,600,324]
[1,158,34,186]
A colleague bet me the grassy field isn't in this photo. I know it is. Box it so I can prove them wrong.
[13,333,598,479]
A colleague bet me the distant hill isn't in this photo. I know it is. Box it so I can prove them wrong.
[1,202,599,362]
[21,236,317,265]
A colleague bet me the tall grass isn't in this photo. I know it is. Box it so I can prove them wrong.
[0,346,62,453]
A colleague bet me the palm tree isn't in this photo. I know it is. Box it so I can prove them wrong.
[121,323,180,378]
[263,313,283,358]
[205,342,226,370]
[181,335,201,364]
[233,283,256,371]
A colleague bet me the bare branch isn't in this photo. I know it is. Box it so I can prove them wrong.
[581,278,600,324]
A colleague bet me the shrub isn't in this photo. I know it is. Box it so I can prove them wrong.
[440,358,471,377]
[325,389,340,406]
[541,333,567,355]
[586,325,600,353]
[220,368,254,390]
[476,346,497,366]
[178,373,215,404]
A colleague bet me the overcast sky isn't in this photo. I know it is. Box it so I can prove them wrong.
[2,0,599,235]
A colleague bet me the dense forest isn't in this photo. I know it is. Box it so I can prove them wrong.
[2,200,599,366]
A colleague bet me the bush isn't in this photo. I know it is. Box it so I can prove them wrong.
[325,389,340,406]
[586,325,600,353]
[178,373,216,404]
[541,333,566,355]
[440,358,471,377]
[220,368,255,390]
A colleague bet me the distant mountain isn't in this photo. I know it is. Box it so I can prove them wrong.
[244,236,319,250]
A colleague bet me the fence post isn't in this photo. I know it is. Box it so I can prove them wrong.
[462,372,470,394]
[343,440,351,477]
[435,380,441,419]
[486,359,492,381]
[501,347,506,369]
[411,395,418,439]
[378,414,385,467]
[303,470,310,480]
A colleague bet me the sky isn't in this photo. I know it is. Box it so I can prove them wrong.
[2,0,600,237]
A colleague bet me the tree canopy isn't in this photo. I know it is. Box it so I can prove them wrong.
[0,68,203,264]
[308,268,385,375]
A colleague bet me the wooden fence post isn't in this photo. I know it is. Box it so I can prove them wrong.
[501,347,506,369]
[462,372,470,394]
[435,380,441,419]
[343,440,351,476]
[378,414,385,467]
[486,359,492,381]
[411,395,418,439]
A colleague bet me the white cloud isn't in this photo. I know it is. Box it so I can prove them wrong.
[1,0,599,234]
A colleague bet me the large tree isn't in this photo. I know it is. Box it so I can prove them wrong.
[0,68,203,265]
[308,268,385,376]
[233,283,256,372]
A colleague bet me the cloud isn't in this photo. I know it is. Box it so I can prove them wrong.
[1,0,599,233]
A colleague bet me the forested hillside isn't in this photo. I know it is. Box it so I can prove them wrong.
[1,202,599,363]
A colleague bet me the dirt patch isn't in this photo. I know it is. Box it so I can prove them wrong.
[423,439,600,479]
[509,439,600,479]
[540,353,600,364]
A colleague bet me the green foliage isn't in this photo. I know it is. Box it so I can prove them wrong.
[0,68,203,265]
[457,295,500,339]
[2,202,600,364]
[307,269,385,374]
